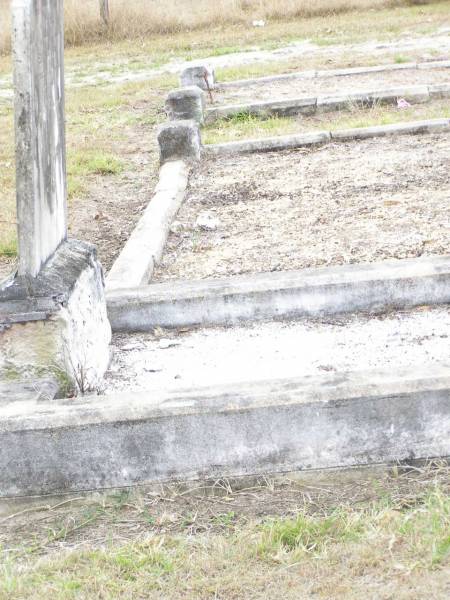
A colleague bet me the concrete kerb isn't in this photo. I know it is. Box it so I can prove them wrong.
[205,84,439,123]
[107,255,450,331]
[106,161,190,290]
[1,364,449,497]
[216,59,450,89]
[205,118,450,156]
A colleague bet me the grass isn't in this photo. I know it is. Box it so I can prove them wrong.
[0,74,174,262]
[203,98,450,144]
[0,468,449,599]
[0,1,445,54]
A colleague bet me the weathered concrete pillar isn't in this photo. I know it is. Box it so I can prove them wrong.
[12,0,67,279]
[0,0,111,396]
[166,87,205,125]
[180,65,216,91]
[157,120,201,164]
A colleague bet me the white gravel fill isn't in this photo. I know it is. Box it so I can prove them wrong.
[105,306,450,394]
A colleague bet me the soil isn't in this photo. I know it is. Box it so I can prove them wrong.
[153,132,450,282]
[67,124,160,275]
[214,65,450,105]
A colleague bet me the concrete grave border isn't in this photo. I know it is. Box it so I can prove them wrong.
[107,255,450,331]
[214,59,450,89]
[205,117,450,156]
[1,364,449,497]
[205,83,449,123]
[106,116,450,296]
[106,160,190,290]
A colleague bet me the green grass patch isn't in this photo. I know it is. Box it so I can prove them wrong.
[1,481,449,599]
[68,150,125,178]
[204,112,296,144]
[0,238,17,258]
[259,509,364,558]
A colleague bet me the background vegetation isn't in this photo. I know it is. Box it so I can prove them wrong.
[0,0,442,53]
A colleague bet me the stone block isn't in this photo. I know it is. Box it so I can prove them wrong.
[157,120,201,164]
[180,65,215,90]
[166,86,205,124]
[0,240,111,396]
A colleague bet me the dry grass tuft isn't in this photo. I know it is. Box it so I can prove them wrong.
[0,0,442,54]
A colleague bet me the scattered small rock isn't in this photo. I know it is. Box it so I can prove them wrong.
[195,212,221,231]
[170,220,184,234]
[159,339,181,350]
[121,342,145,351]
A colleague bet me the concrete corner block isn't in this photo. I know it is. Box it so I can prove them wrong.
[166,86,205,125]
[157,120,201,164]
[180,65,215,90]
[0,240,111,396]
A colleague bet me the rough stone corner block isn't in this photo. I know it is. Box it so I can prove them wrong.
[0,241,112,396]
[158,120,201,164]
[180,65,216,91]
[166,86,205,125]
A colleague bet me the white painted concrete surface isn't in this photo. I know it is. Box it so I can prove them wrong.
[106,306,450,394]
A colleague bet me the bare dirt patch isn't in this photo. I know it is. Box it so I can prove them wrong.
[67,125,159,274]
[153,132,450,282]
[215,64,450,105]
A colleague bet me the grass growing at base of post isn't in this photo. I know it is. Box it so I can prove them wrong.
[203,99,450,144]
[1,468,449,599]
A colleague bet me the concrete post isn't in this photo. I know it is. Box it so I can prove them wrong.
[100,0,110,25]
[166,87,205,125]
[157,120,201,164]
[2,0,111,395]
[12,0,67,279]
[180,65,216,91]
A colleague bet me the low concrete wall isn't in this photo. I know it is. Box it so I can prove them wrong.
[205,118,450,156]
[206,84,434,122]
[106,161,189,290]
[107,256,450,331]
[1,365,449,496]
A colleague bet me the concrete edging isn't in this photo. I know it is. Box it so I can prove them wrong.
[216,59,450,89]
[1,365,449,497]
[107,255,450,331]
[205,118,450,156]
[206,84,438,122]
[106,160,189,290]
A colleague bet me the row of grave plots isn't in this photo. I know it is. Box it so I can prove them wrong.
[5,56,450,499]
[211,60,450,106]
[105,58,450,385]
